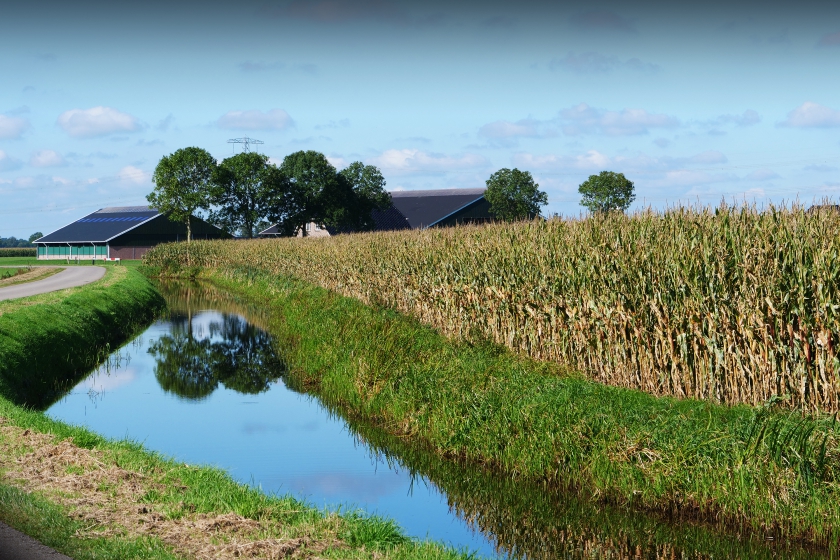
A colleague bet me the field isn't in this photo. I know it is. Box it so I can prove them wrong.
[141,207,840,550]
[145,204,840,413]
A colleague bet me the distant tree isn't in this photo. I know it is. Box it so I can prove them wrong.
[485,168,548,221]
[211,152,283,239]
[578,171,635,214]
[269,151,343,236]
[0,236,32,248]
[338,162,392,231]
[147,147,217,242]
[29,232,43,243]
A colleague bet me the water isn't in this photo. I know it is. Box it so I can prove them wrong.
[45,282,830,559]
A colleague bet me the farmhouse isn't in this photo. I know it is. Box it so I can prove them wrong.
[34,206,228,260]
[258,187,491,238]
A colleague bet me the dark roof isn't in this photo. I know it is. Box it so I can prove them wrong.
[390,188,485,228]
[257,188,486,236]
[35,206,160,243]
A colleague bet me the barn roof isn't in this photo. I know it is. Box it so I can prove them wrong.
[257,187,486,236]
[35,206,161,243]
[389,188,486,229]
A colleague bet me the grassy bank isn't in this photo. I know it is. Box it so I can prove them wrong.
[169,267,840,552]
[0,265,471,559]
[145,206,840,412]
[0,267,165,409]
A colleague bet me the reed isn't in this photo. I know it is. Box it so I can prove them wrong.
[146,203,840,412]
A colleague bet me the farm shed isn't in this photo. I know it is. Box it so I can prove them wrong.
[34,206,228,260]
[258,187,491,237]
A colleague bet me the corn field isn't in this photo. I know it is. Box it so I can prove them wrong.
[146,204,840,412]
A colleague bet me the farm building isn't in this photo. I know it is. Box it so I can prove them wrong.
[34,206,228,260]
[258,187,491,238]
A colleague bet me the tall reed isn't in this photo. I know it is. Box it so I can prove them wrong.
[146,204,840,412]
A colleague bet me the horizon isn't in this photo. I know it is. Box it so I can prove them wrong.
[1,0,839,238]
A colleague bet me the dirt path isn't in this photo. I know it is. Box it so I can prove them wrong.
[0,267,105,301]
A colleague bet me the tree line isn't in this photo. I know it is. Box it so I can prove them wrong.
[147,147,391,240]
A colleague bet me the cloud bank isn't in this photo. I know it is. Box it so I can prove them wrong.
[779,102,840,128]
[0,114,30,139]
[57,107,141,138]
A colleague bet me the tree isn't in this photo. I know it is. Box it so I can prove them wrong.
[269,150,343,236]
[485,168,548,221]
[29,232,43,243]
[211,152,284,238]
[338,162,392,231]
[147,147,217,242]
[578,171,635,214]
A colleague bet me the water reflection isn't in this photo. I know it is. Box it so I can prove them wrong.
[149,313,285,399]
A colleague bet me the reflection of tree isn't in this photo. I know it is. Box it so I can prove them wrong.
[148,312,285,400]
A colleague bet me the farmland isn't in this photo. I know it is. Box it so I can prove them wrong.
[142,205,840,550]
[146,204,840,412]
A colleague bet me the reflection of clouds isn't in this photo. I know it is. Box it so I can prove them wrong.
[80,366,137,392]
[285,470,409,504]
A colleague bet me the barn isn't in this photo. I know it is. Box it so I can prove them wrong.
[258,188,492,237]
[34,206,228,260]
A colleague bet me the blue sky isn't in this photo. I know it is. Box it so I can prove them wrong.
[1,0,839,238]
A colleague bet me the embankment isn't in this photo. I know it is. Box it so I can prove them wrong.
[0,266,165,409]
[143,220,840,551]
[0,266,470,559]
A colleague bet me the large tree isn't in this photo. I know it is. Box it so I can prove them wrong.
[485,168,548,221]
[211,152,284,238]
[338,162,392,231]
[269,150,343,236]
[578,171,635,214]
[147,147,216,242]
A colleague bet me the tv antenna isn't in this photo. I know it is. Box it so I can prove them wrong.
[227,137,264,154]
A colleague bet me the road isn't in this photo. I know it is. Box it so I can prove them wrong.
[0,521,72,559]
[0,267,106,302]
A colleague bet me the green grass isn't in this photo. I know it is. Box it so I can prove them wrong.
[0,256,145,268]
[0,266,166,409]
[193,267,840,552]
[0,262,474,560]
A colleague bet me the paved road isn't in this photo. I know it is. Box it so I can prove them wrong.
[0,521,72,559]
[0,267,106,302]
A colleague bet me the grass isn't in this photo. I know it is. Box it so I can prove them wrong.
[0,397,468,559]
[179,267,840,552]
[0,266,166,409]
[0,260,473,559]
[0,266,63,287]
[145,205,840,412]
[0,256,145,268]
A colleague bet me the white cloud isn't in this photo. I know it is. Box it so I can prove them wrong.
[0,150,23,171]
[479,119,548,139]
[0,114,30,139]
[369,149,488,175]
[57,106,141,138]
[713,110,760,127]
[325,155,349,169]
[30,150,66,168]
[118,166,150,185]
[561,103,680,136]
[217,109,294,130]
[479,104,680,141]
[779,102,840,128]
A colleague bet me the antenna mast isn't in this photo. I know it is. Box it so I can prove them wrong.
[227,136,264,154]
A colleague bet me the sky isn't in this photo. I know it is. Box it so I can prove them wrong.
[1,0,839,238]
